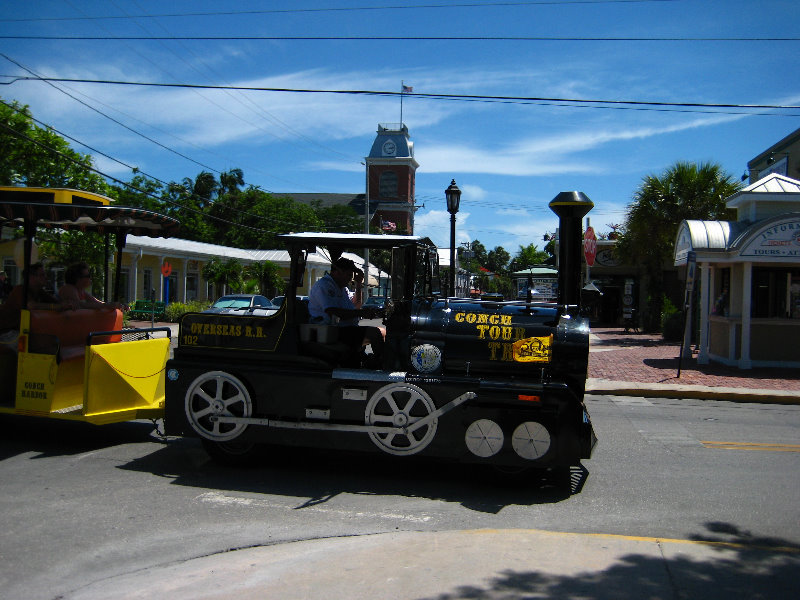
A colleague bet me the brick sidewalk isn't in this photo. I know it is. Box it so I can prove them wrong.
[589,327,800,391]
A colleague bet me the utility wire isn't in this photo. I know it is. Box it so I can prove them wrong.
[0,54,360,192]
[0,1,683,22]
[2,34,796,42]
[4,75,798,115]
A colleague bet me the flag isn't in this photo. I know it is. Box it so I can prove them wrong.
[381,219,397,232]
[402,84,413,93]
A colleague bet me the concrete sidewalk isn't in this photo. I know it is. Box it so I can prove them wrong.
[65,528,800,600]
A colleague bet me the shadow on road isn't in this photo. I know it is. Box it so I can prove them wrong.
[0,414,589,513]
[0,414,162,461]
[119,438,587,514]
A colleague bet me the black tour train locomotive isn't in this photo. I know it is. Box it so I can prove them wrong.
[164,192,597,478]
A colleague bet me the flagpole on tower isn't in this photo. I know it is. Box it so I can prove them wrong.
[400,81,404,124]
[400,81,412,124]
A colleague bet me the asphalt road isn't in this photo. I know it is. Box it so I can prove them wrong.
[1,395,798,599]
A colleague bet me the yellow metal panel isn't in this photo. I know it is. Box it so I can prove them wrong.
[15,352,58,414]
[50,359,87,412]
[84,338,170,417]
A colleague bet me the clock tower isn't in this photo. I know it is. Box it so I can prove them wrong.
[365,123,419,233]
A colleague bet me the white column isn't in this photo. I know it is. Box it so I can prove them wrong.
[739,262,752,369]
[182,259,188,303]
[158,254,166,302]
[131,254,139,301]
[698,263,711,364]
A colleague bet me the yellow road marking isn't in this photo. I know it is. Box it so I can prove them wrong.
[701,441,800,452]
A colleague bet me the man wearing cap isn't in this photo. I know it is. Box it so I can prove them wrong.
[308,257,384,366]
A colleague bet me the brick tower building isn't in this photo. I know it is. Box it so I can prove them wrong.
[365,123,419,234]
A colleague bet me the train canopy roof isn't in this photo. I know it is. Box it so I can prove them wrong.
[280,232,436,251]
[0,187,179,237]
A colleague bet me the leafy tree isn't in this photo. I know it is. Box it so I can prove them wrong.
[486,246,511,275]
[111,173,166,212]
[202,257,243,296]
[616,161,740,331]
[470,240,488,268]
[167,180,215,243]
[219,168,244,197]
[209,191,322,249]
[458,239,487,274]
[182,171,218,207]
[244,260,284,298]
[311,202,364,233]
[509,243,549,272]
[0,98,108,192]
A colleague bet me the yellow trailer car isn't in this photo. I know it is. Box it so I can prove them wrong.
[0,187,178,424]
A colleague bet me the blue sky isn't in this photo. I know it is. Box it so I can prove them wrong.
[1,0,798,254]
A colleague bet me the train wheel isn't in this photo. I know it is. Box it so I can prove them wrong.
[365,383,437,455]
[185,371,252,442]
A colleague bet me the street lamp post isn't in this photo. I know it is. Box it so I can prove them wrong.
[445,179,461,296]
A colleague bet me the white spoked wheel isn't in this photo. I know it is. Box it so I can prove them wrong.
[365,383,437,456]
[185,371,252,442]
[511,421,551,460]
[465,419,504,457]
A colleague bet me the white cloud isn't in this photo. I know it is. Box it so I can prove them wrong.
[459,183,487,202]
[414,209,472,249]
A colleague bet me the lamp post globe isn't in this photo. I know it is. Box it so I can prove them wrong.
[445,179,461,296]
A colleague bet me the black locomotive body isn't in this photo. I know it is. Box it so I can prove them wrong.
[164,193,597,474]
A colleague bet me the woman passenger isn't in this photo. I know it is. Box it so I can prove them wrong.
[58,262,128,312]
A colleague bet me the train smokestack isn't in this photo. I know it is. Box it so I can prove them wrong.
[549,191,593,309]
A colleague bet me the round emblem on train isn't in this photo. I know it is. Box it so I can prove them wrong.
[410,344,442,373]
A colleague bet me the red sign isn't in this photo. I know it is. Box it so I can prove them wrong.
[161,261,173,277]
[583,227,597,267]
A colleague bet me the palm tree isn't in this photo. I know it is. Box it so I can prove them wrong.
[616,161,740,331]
[182,171,219,208]
[219,168,244,197]
[244,260,284,297]
[202,257,242,296]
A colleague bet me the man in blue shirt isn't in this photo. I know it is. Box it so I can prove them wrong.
[308,257,384,366]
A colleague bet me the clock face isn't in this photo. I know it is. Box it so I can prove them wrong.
[382,140,397,156]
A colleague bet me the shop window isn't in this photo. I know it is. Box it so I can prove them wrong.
[186,273,198,301]
[143,268,153,301]
[751,267,798,318]
[792,274,800,319]
[713,268,730,316]
[115,268,130,303]
[165,272,179,302]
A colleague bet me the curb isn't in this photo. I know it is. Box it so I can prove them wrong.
[586,378,800,404]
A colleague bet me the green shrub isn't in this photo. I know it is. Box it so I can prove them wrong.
[661,296,684,341]
[164,300,209,322]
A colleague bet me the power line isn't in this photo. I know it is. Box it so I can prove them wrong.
[4,75,799,115]
[0,54,348,194]
[0,1,691,23]
[2,34,796,42]
[0,56,225,175]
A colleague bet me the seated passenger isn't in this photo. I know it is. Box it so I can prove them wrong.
[59,262,128,312]
[0,263,63,351]
[308,257,384,367]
